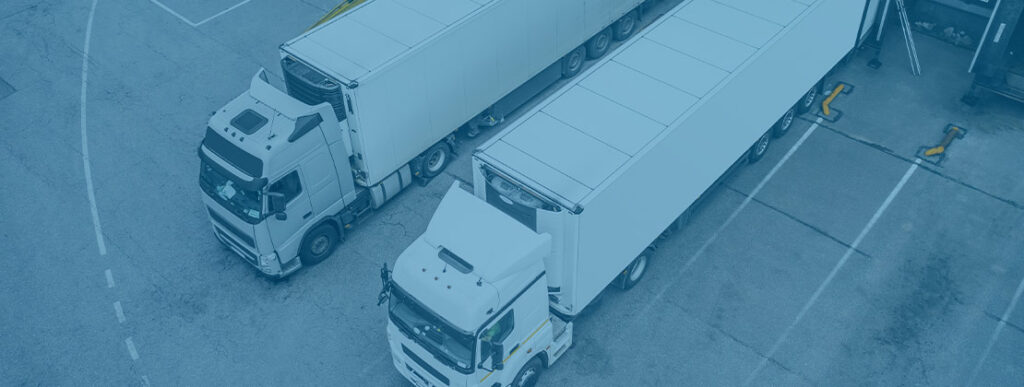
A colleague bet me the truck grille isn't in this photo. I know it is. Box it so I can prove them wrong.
[207,208,255,248]
[281,57,347,121]
[402,345,449,385]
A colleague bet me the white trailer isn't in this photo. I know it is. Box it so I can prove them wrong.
[382,0,882,385]
[200,0,648,277]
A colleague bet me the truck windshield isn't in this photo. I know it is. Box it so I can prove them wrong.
[199,161,263,224]
[389,285,475,374]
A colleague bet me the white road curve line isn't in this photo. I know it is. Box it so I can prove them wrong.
[967,271,1024,386]
[743,159,921,386]
[105,269,115,288]
[149,0,252,27]
[81,0,106,256]
[125,337,140,361]
[637,117,824,318]
[113,301,126,323]
[193,0,252,26]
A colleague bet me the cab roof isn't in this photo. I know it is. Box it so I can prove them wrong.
[476,0,813,208]
[281,0,492,83]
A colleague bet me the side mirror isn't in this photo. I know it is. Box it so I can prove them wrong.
[275,212,288,221]
[491,343,504,371]
[266,191,286,220]
[377,263,392,306]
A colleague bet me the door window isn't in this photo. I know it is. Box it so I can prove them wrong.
[480,310,514,359]
[268,171,302,212]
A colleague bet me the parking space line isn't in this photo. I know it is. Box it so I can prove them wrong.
[105,269,115,288]
[80,0,106,256]
[635,117,824,319]
[113,301,126,323]
[125,337,140,361]
[968,271,1024,386]
[744,159,921,385]
[149,0,251,27]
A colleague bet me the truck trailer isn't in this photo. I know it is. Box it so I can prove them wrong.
[381,0,882,385]
[198,0,649,277]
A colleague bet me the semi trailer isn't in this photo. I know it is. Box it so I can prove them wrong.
[380,0,883,385]
[198,0,650,277]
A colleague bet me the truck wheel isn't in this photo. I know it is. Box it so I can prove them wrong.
[586,29,612,59]
[620,249,651,290]
[561,46,586,78]
[796,82,821,114]
[512,358,543,387]
[612,11,638,41]
[418,142,451,178]
[300,223,338,266]
[747,131,771,163]
[772,106,796,138]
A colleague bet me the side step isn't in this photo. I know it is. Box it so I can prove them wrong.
[547,317,573,366]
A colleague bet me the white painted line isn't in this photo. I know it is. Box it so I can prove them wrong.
[105,269,115,288]
[193,0,252,26]
[113,301,126,323]
[149,0,251,27]
[80,0,107,256]
[125,337,140,361]
[636,117,823,318]
[743,159,921,386]
[141,375,151,387]
[967,271,1024,386]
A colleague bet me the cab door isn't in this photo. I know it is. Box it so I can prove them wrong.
[266,169,314,259]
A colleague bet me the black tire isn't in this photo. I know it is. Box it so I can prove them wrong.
[418,142,451,178]
[561,46,586,78]
[619,249,651,290]
[748,131,771,163]
[512,358,543,387]
[772,106,796,138]
[796,82,822,114]
[586,29,612,59]
[300,223,338,266]
[612,10,639,41]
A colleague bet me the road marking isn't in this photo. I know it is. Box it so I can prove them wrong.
[743,159,921,385]
[637,117,823,318]
[114,301,126,323]
[105,269,115,288]
[80,0,106,256]
[141,375,151,387]
[968,271,1024,386]
[125,337,140,361]
[149,0,251,27]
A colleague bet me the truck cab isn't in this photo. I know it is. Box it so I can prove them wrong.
[385,184,572,387]
[199,69,361,277]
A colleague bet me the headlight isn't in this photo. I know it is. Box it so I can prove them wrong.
[258,253,278,268]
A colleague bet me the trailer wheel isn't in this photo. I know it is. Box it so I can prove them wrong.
[300,223,338,266]
[418,142,451,178]
[561,46,586,78]
[620,249,651,290]
[796,82,822,114]
[772,107,796,138]
[512,358,543,387]
[586,29,612,59]
[613,10,638,41]
[747,131,771,163]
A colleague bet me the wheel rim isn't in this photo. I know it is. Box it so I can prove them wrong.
[780,109,795,131]
[311,235,330,256]
[569,50,583,72]
[619,17,635,36]
[426,148,446,173]
[629,255,648,282]
[595,34,609,52]
[517,368,536,387]
[802,87,818,109]
[755,133,770,156]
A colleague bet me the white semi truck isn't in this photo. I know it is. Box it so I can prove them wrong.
[198,0,651,277]
[380,0,884,385]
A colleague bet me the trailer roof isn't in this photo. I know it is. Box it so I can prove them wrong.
[281,0,491,82]
[478,0,814,207]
